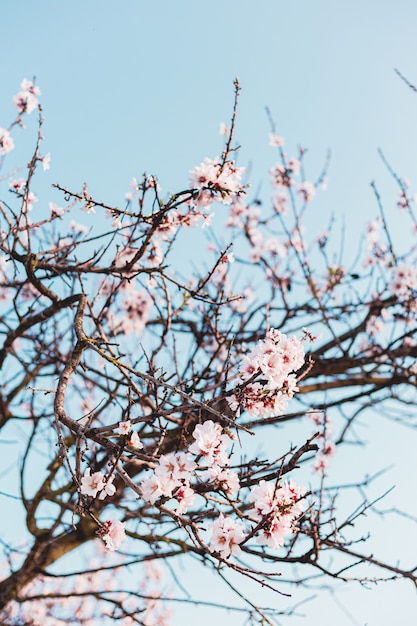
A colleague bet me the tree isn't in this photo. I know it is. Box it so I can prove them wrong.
[0,77,416,625]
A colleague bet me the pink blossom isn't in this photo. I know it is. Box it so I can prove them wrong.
[189,420,223,458]
[140,451,196,510]
[219,122,229,136]
[174,484,195,514]
[298,181,316,202]
[40,152,51,171]
[366,219,380,248]
[206,466,240,496]
[155,452,196,484]
[13,79,41,114]
[9,178,26,193]
[0,128,14,155]
[247,479,306,549]
[118,420,131,435]
[189,157,245,206]
[98,474,116,500]
[314,441,336,474]
[389,263,417,298]
[256,515,293,549]
[269,132,285,147]
[270,163,294,189]
[127,430,143,449]
[124,176,140,201]
[49,202,64,217]
[273,191,288,214]
[228,329,305,418]
[288,157,300,175]
[366,315,385,337]
[309,411,324,426]
[80,468,117,500]
[101,520,126,551]
[220,252,235,263]
[208,514,246,559]
[107,285,152,336]
[140,474,164,504]
[23,191,38,212]
[80,468,105,497]
[247,480,276,518]
[81,203,96,215]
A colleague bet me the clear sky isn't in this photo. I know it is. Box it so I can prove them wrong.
[1,1,417,625]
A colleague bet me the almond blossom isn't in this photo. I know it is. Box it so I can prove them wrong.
[127,430,143,449]
[269,132,285,147]
[9,177,26,193]
[80,468,116,500]
[389,263,417,298]
[309,411,335,474]
[106,284,152,336]
[188,419,230,464]
[270,157,300,189]
[118,420,132,435]
[141,474,164,505]
[155,451,196,483]
[247,479,306,548]
[189,157,245,206]
[98,474,116,500]
[100,520,127,551]
[208,514,246,559]
[80,468,105,497]
[141,451,197,512]
[227,329,305,417]
[13,78,41,114]
[0,128,14,155]
[205,466,240,497]
[174,484,196,515]
[298,181,316,202]
[40,152,51,171]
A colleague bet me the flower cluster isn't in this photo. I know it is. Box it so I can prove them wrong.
[208,514,246,559]
[190,420,241,497]
[138,419,306,561]
[247,479,306,548]
[140,451,197,514]
[189,420,229,464]
[389,263,417,299]
[138,416,307,560]
[13,78,41,115]
[0,80,42,159]
[227,329,306,417]
[140,420,241,517]
[269,157,300,189]
[189,157,245,207]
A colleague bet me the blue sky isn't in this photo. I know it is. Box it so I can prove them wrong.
[2,1,417,624]
[3,0,417,217]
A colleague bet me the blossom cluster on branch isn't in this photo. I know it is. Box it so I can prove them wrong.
[0,77,417,625]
